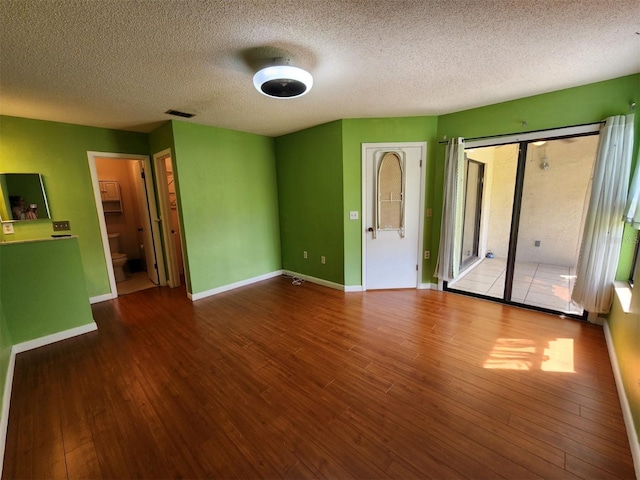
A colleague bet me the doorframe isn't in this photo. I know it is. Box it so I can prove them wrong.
[87,151,167,299]
[152,149,182,288]
[361,142,427,291]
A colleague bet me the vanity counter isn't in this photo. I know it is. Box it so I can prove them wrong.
[0,235,78,245]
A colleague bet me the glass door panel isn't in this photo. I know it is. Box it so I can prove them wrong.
[447,144,518,299]
[514,136,598,315]
[460,159,484,269]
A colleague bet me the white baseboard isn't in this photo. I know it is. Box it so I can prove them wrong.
[189,270,283,301]
[12,323,98,354]
[345,285,364,292]
[0,321,97,477]
[282,270,346,291]
[419,282,438,290]
[604,320,640,479]
[90,292,116,304]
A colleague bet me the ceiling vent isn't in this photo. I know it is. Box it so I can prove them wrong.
[165,109,195,118]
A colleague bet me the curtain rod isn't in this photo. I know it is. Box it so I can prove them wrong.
[437,120,605,145]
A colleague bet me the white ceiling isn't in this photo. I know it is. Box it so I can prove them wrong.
[1,0,638,137]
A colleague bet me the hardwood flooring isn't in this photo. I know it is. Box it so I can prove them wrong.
[2,277,635,479]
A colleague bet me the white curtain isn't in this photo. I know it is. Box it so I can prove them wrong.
[435,138,464,282]
[572,114,635,313]
[624,149,640,229]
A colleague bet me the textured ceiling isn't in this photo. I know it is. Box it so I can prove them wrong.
[1,0,638,137]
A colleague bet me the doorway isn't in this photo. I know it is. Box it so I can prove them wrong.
[153,149,185,288]
[445,129,600,317]
[362,142,426,290]
[87,151,166,298]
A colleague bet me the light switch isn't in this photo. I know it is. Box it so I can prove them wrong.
[349,211,359,220]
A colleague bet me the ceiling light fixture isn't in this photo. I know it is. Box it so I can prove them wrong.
[253,58,313,99]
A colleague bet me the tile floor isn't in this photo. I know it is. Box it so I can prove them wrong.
[448,257,583,315]
[116,271,158,296]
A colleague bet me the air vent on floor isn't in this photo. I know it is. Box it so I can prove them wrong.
[165,109,195,118]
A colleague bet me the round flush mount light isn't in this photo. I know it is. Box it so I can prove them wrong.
[253,61,313,99]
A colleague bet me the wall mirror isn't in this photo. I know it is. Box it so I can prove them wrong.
[0,173,51,222]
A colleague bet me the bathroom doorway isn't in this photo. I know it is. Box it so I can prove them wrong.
[88,151,167,299]
[153,149,185,288]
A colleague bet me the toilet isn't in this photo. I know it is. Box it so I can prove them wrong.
[107,233,128,282]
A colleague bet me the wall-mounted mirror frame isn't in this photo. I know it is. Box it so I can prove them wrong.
[0,173,51,222]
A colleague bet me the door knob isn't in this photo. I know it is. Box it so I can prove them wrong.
[367,227,374,232]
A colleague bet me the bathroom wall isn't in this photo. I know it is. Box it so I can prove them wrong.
[95,158,144,262]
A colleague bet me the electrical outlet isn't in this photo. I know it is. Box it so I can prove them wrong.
[2,223,14,235]
[53,220,71,231]
[321,256,326,264]
[349,211,359,220]
[426,208,432,217]
[424,250,430,260]
[534,240,541,247]
[303,251,308,259]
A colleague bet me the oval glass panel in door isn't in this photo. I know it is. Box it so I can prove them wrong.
[377,152,405,236]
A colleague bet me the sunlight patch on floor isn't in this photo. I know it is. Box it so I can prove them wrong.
[483,338,574,372]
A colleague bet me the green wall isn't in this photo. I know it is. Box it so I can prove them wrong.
[171,121,281,295]
[0,238,95,344]
[0,116,150,297]
[0,246,11,426]
[342,117,439,286]
[275,121,344,283]
[608,280,640,444]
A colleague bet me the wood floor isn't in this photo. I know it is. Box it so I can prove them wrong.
[3,277,635,479]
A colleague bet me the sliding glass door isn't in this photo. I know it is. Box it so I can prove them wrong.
[446,132,599,318]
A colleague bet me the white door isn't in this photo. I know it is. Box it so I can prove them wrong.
[131,160,160,285]
[363,143,425,289]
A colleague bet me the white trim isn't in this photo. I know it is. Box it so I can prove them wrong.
[603,320,640,479]
[464,124,601,149]
[87,151,120,297]
[282,270,347,291]
[419,282,438,290]
[12,323,98,354]
[90,292,116,304]
[361,142,427,291]
[613,281,633,314]
[345,285,364,292]
[0,348,16,478]
[189,270,283,301]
